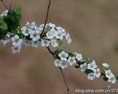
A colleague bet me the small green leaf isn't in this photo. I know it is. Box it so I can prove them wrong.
[68,52,74,57]
[75,65,80,68]
[14,7,22,14]
[58,40,63,45]
[85,69,93,74]
[101,73,108,81]
[41,32,46,37]
[0,19,8,30]
[79,61,86,64]
[103,76,108,81]
[116,76,118,81]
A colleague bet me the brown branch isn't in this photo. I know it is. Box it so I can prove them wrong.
[0,0,10,10]
[59,67,70,94]
[40,0,52,36]
[46,47,70,94]
[41,0,70,93]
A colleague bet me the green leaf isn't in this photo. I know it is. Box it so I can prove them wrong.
[54,49,62,59]
[68,52,74,57]
[103,76,108,81]
[58,40,63,45]
[85,69,93,74]
[75,65,80,68]
[116,76,118,81]
[0,29,7,39]
[14,7,22,14]
[101,73,108,81]
[0,19,8,30]
[41,32,46,37]
[4,9,22,33]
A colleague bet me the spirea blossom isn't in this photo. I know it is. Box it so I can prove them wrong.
[0,8,117,84]
[53,50,117,84]
[0,21,72,53]
[105,70,117,84]
[59,51,69,61]
[88,60,97,71]
[80,63,87,72]
[102,63,109,68]
[1,34,10,46]
[0,10,8,17]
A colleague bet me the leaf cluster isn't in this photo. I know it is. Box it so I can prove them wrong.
[0,8,22,39]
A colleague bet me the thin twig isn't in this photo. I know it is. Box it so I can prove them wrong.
[59,67,70,94]
[46,47,54,57]
[46,47,70,94]
[0,0,9,10]
[6,0,12,9]
[40,0,52,36]
[41,0,70,93]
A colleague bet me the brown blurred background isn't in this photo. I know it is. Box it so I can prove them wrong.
[0,0,118,94]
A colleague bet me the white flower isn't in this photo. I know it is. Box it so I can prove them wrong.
[30,31,40,41]
[75,53,83,61]
[108,76,117,84]
[41,39,50,47]
[11,46,21,54]
[102,63,109,68]
[46,30,54,39]
[56,27,65,33]
[54,59,62,67]
[67,56,76,66]
[21,26,29,36]
[11,35,23,47]
[50,39,58,47]
[87,73,96,80]
[25,21,30,26]
[54,30,65,40]
[65,33,72,44]
[80,63,87,72]
[105,70,114,79]
[48,23,56,28]
[31,22,36,26]
[31,41,40,48]
[88,60,97,71]
[58,51,68,61]
[94,68,101,78]
[22,22,42,39]
[1,34,10,46]
[54,59,69,69]
[59,61,68,69]
[0,10,8,17]
[105,70,117,84]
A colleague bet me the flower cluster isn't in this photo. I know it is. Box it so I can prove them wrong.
[0,9,117,85]
[0,10,8,17]
[54,50,117,84]
[21,22,42,48]
[102,63,117,84]
[42,23,72,47]
[1,21,72,53]
[54,51,83,69]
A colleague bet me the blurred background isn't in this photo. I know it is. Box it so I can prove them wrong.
[0,0,118,94]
